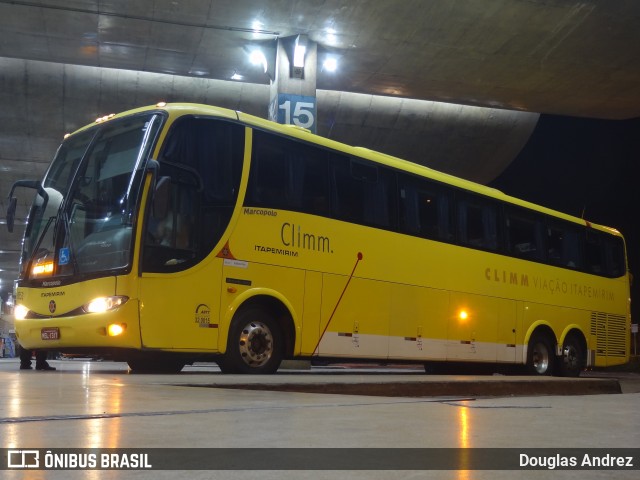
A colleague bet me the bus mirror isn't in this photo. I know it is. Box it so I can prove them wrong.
[6,197,17,233]
[7,179,48,233]
[153,176,171,219]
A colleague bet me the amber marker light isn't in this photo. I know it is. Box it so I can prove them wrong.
[459,310,469,321]
[32,261,54,276]
[107,323,126,337]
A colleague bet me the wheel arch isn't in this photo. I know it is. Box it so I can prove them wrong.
[559,325,587,348]
[220,288,297,357]
[523,321,557,363]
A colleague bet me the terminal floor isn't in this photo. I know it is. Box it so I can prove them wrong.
[0,358,638,479]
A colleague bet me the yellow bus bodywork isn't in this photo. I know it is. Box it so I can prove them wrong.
[13,103,630,370]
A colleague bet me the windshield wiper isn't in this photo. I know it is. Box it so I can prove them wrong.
[61,211,79,275]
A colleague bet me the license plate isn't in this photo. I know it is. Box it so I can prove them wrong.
[41,328,60,340]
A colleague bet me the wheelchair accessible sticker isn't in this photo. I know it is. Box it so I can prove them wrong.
[59,248,70,265]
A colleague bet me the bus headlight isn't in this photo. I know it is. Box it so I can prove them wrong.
[14,304,29,320]
[83,296,129,314]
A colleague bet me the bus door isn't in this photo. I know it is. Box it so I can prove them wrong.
[137,116,244,352]
[138,169,222,352]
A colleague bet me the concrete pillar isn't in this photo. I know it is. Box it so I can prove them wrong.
[268,35,318,133]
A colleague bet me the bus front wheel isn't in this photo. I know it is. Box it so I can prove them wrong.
[220,307,283,374]
[526,333,555,376]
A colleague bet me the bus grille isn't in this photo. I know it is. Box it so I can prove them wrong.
[590,312,627,358]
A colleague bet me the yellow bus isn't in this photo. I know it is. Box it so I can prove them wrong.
[7,103,630,375]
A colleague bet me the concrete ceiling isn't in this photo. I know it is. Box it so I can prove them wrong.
[1,0,639,296]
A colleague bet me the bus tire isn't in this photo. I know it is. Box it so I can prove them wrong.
[526,332,555,376]
[558,334,585,377]
[220,306,283,374]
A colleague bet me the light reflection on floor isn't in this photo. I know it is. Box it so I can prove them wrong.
[0,359,638,479]
[457,403,473,480]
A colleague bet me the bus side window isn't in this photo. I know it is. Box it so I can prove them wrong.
[331,156,394,229]
[251,141,289,208]
[584,230,624,276]
[585,232,605,275]
[275,134,330,216]
[246,131,330,217]
[155,181,196,249]
[143,116,243,272]
[399,174,452,241]
[546,222,581,269]
[294,145,330,216]
[605,236,625,278]
[457,196,498,251]
[505,210,542,260]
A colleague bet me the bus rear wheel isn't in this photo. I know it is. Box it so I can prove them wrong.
[526,333,555,376]
[558,334,585,377]
[220,307,283,374]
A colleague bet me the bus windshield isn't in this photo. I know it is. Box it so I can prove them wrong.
[21,113,162,281]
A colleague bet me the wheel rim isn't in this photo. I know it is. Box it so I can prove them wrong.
[563,344,579,370]
[532,342,550,374]
[238,321,273,367]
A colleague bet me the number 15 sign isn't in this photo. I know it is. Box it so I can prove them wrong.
[269,94,317,133]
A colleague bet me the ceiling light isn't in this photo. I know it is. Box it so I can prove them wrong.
[293,36,307,68]
[326,28,337,45]
[293,45,306,68]
[249,50,267,73]
[323,57,338,72]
